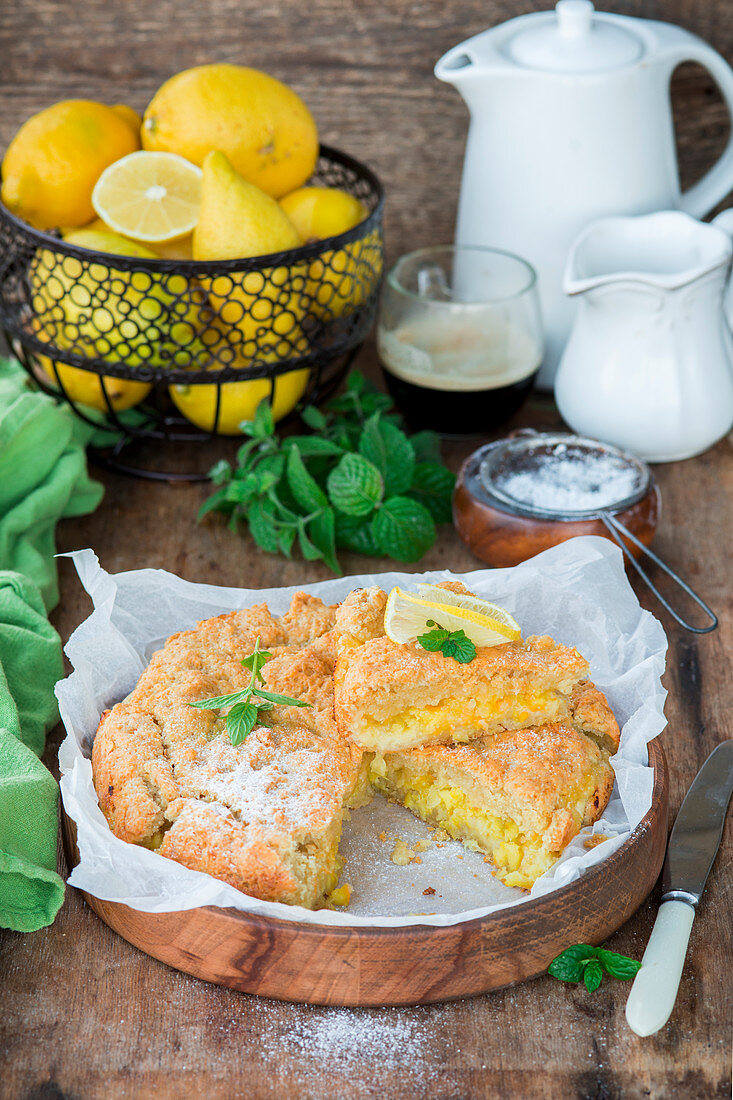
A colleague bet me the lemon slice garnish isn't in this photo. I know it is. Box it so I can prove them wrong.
[92,151,202,243]
[384,585,521,648]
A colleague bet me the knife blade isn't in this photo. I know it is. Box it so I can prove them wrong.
[625,740,733,1037]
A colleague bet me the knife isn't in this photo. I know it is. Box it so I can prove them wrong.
[625,740,733,1037]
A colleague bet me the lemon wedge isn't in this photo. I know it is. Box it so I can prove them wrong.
[384,585,521,648]
[92,150,202,242]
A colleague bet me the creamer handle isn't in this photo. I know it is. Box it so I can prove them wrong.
[672,43,733,217]
[625,899,695,1037]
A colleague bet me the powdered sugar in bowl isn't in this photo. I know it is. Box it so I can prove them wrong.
[454,431,717,633]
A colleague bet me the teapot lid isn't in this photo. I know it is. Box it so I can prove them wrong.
[505,1,643,73]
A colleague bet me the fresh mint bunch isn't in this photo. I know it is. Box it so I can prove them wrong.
[417,620,477,664]
[548,943,641,993]
[188,636,311,746]
[199,371,455,573]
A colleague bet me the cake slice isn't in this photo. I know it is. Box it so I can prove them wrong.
[92,590,370,909]
[158,723,369,907]
[334,585,619,756]
[335,620,591,755]
[369,720,615,889]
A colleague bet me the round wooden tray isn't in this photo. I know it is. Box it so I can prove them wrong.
[61,738,668,1007]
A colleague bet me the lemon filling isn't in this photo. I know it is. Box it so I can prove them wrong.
[360,690,560,750]
[369,756,567,889]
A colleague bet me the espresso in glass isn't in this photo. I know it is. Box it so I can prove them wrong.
[377,246,543,435]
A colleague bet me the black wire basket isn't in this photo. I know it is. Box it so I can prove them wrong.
[0,145,384,480]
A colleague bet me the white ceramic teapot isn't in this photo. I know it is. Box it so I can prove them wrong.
[436,0,733,388]
[555,211,733,462]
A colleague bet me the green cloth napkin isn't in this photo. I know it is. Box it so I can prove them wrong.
[0,573,66,931]
[0,358,104,931]
[0,358,103,612]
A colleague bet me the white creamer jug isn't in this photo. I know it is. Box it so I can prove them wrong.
[436,0,733,387]
[555,211,733,462]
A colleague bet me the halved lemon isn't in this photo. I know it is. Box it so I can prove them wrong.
[384,586,521,648]
[92,150,202,242]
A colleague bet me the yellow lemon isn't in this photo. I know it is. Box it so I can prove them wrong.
[35,352,152,414]
[145,235,193,260]
[1,100,140,229]
[84,216,193,260]
[170,368,308,434]
[142,64,318,198]
[30,315,151,413]
[171,324,309,434]
[279,186,367,242]
[31,227,207,369]
[193,151,305,345]
[279,186,376,317]
[92,150,202,243]
[384,586,521,648]
[111,104,143,137]
[309,226,383,320]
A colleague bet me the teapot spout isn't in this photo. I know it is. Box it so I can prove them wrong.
[435,37,507,105]
[434,45,479,84]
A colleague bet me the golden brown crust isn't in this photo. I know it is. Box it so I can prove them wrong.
[92,592,361,907]
[333,586,386,645]
[333,584,618,758]
[371,717,615,887]
[334,633,590,749]
[568,680,621,753]
[391,722,614,845]
[160,800,302,903]
[92,579,620,905]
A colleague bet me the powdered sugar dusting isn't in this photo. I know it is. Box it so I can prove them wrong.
[241,998,451,1096]
[184,728,342,832]
[488,440,644,514]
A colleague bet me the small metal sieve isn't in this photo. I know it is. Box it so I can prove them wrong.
[475,431,717,634]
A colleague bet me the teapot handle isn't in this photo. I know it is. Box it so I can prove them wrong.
[671,42,733,218]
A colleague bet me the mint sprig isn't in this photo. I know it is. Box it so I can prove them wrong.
[548,943,641,991]
[198,371,456,573]
[188,636,311,746]
[417,620,477,664]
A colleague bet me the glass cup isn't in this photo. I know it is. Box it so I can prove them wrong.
[377,245,543,435]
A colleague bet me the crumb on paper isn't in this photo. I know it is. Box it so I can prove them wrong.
[328,883,351,907]
[390,838,415,866]
[378,831,387,842]
[413,839,432,853]
[422,887,436,896]
[414,856,422,864]
[433,829,449,842]
[584,834,610,850]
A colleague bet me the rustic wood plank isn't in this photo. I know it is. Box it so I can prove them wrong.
[1,0,732,1095]
[0,382,730,1100]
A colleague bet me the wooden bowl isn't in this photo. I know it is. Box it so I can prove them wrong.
[61,739,668,1007]
[454,443,661,569]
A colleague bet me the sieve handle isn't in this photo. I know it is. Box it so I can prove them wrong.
[599,513,718,634]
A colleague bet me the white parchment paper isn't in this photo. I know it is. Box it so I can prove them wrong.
[57,536,667,927]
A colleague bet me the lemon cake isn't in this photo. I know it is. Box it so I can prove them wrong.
[334,585,618,754]
[92,580,620,902]
[369,720,615,889]
[92,592,369,908]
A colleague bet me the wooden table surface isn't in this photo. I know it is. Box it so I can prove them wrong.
[0,372,730,1100]
[1,0,732,1095]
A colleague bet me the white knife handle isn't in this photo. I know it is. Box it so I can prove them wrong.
[625,899,695,1037]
